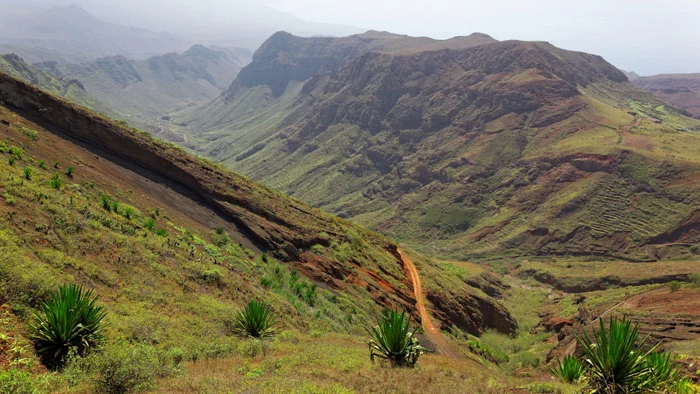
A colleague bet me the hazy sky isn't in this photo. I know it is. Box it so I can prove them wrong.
[18,0,700,75]
[271,0,700,76]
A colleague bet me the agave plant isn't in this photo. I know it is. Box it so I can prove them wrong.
[232,300,276,338]
[367,310,426,367]
[576,316,658,393]
[643,351,685,391]
[548,355,586,383]
[29,284,106,369]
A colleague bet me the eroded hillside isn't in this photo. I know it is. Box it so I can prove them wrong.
[0,71,516,361]
[176,33,700,261]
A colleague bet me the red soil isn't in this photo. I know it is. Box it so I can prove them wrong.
[399,250,461,358]
[621,287,700,315]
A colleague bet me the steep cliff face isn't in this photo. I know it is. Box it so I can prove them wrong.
[228,30,497,99]
[0,71,518,336]
[282,40,624,148]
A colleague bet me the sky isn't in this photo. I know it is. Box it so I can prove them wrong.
[14,0,700,75]
[270,0,700,76]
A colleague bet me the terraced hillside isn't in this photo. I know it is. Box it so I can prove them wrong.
[175,32,700,261]
[38,45,251,137]
[0,71,526,392]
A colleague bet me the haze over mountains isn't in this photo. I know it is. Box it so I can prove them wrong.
[36,45,252,133]
[0,3,189,59]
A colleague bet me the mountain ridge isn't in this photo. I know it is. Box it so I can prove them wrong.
[175,32,700,261]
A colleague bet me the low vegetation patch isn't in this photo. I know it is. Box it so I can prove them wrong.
[367,310,425,367]
[28,284,106,369]
[549,317,692,393]
[231,300,276,339]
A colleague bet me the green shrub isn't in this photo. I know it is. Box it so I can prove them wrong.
[0,369,36,394]
[4,193,16,205]
[367,310,425,367]
[260,277,273,288]
[28,284,106,369]
[548,355,585,383]
[690,273,700,288]
[155,228,168,237]
[20,126,38,141]
[232,300,276,339]
[467,336,509,364]
[100,194,112,211]
[668,281,682,293]
[65,166,74,177]
[200,269,224,286]
[53,161,59,169]
[8,146,24,159]
[8,157,15,166]
[23,167,32,180]
[73,343,178,394]
[211,229,230,247]
[39,160,47,169]
[48,173,63,189]
[143,219,155,231]
[122,207,134,220]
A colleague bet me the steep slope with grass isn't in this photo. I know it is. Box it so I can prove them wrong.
[0,54,115,117]
[40,45,251,137]
[633,73,700,119]
[178,33,700,261]
[0,72,521,391]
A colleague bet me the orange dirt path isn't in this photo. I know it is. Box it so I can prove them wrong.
[398,250,461,358]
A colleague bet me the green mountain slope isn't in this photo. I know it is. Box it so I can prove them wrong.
[0,72,519,391]
[41,45,251,139]
[0,54,116,117]
[178,33,700,261]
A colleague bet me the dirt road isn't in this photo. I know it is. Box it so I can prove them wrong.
[398,249,461,358]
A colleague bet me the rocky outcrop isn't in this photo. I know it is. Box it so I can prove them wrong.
[228,30,497,99]
[427,290,518,335]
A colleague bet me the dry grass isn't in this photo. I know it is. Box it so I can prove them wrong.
[152,332,521,394]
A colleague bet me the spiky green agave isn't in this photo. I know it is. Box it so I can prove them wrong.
[576,316,658,393]
[232,300,276,338]
[367,310,426,367]
[548,355,586,383]
[28,284,106,368]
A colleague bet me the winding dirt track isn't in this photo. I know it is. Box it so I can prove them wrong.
[398,250,461,358]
